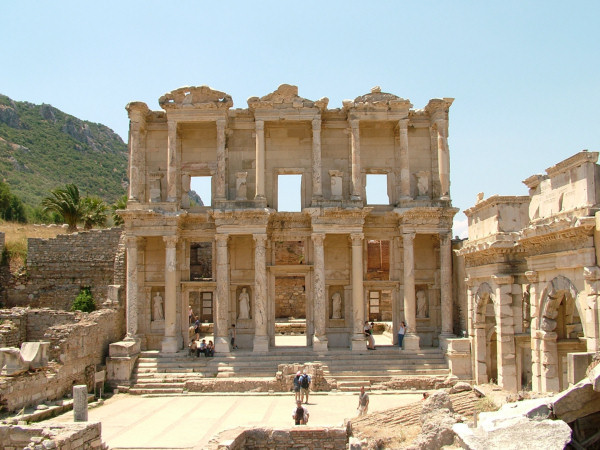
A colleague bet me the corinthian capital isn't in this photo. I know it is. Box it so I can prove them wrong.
[255,120,264,131]
[349,233,364,246]
[163,235,178,248]
[312,233,325,246]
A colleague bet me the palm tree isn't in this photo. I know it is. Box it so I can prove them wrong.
[111,194,127,226]
[41,184,82,232]
[81,196,107,230]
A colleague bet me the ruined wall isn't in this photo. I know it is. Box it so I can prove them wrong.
[0,308,123,412]
[6,228,123,310]
[0,422,106,450]
[221,427,347,450]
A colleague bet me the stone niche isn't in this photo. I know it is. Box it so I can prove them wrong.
[328,285,345,326]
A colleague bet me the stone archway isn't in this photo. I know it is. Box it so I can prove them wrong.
[472,283,496,384]
[536,276,585,391]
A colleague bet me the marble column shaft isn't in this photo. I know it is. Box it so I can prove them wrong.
[128,122,146,201]
[125,236,139,340]
[436,119,450,199]
[403,232,417,333]
[398,119,410,199]
[440,232,453,335]
[215,234,231,352]
[253,234,268,345]
[215,119,226,200]
[349,120,361,200]
[162,235,178,352]
[167,120,179,202]
[255,120,265,199]
[312,234,327,344]
[351,233,365,347]
[312,118,323,199]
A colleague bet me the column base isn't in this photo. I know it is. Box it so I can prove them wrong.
[439,333,455,352]
[253,335,269,353]
[351,335,367,351]
[215,337,231,355]
[313,336,328,352]
[161,336,178,353]
[403,334,420,351]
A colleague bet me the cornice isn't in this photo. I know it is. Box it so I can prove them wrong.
[463,195,529,217]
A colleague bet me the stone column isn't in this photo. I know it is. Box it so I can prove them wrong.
[351,233,365,350]
[215,234,231,353]
[435,119,450,200]
[73,385,88,422]
[525,271,541,392]
[440,232,453,336]
[215,119,227,201]
[161,235,178,353]
[540,332,560,392]
[493,275,517,392]
[255,120,265,200]
[125,236,139,341]
[584,266,600,352]
[349,119,362,201]
[253,234,269,352]
[398,119,411,200]
[167,120,179,202]
[312,118,323,200]
[312,233,328,352]
[402,232,420,350]
[128,121,146,202]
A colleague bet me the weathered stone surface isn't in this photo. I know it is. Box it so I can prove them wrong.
[551,378,600,423]
[449,381,472,394]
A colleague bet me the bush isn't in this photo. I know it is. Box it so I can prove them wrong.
[71,287,96,312]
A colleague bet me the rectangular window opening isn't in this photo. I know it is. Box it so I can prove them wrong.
[190,176,212,207]
[278,174,302,212]
[366,174,389,205]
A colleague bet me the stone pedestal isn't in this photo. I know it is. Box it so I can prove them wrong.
[106,340,140,388]
[161,336,178,353]
[351,337,367,351]
[0,348,28,376]
[403,334,420,351]
[443,337,472,379]
[215,337,230,354]
[253,335,269,353]
[73,385,88,422]
[313,336,328,352]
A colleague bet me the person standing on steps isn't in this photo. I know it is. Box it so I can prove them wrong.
[293,371,302,402]
[357,385,370,416]
[398,321,406,349]
[229,324,237,349]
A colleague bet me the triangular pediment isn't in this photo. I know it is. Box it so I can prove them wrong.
[248,84,328,111]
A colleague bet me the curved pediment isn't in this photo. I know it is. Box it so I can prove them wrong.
[344,86,412,112]
[248,84,328,111]
[158,86,233,110]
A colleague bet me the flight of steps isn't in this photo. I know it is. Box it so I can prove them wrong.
[129,347,450,394]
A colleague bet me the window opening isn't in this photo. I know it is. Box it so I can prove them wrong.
[278,174,302,212]
[366,174,389,205]
[189,176,212,207]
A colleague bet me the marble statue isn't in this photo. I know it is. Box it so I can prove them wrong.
[332,292,342,319]
[238,287,250,320]
[153,292,164,321]
[416,290,428,318]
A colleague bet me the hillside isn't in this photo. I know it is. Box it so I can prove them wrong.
[0,94,128,210]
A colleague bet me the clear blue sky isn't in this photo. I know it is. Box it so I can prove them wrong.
[2,1,599,237]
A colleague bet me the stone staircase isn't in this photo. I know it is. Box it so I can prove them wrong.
[128,346,450,395]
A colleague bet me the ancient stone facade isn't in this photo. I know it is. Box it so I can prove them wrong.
[122,84,458,354]
[459,151,600,392]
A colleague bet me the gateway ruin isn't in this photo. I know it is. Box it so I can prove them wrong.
[121,84,458,355]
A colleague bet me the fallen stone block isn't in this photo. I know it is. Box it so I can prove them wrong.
[551,379,600,423]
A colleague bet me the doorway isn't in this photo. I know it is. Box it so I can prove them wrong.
[274,276,308,347]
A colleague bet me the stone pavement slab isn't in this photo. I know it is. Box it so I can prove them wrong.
[47,391,422,449]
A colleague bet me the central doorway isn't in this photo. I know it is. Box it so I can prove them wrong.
[274,276,308,347]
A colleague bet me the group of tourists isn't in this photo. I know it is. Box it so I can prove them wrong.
[365,320,409,350]
[188,336,215,357]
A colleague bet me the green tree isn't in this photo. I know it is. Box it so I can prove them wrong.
[111,194,127,226]
[41,184,83,232]
[0,181,27,223]
[71,286,96,313]
[81,196,107,230]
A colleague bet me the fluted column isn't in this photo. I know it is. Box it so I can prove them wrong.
[436,119,450,200]
[402,232,420,350]
[312,233,328,351]
[215,234,231,353]
[125,236,139,341]
[312,118,323,200]
[440,232,453,336]
[349,119,362,201]
[253,234,269,352]
[215,119,227,201]
[351,233,365,350]
[167,120,179,202]
[161,235,178,353]
[398,119,410,200]
[255,120,265,199]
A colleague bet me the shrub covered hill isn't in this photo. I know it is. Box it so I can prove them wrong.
[0,94,128,210]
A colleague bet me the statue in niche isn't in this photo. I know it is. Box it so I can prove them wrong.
[236,172,248,201]
[238,287,250,320]
[416,171,429,197]
[331,292,342,319]
[522,285,531,330]
[416,290,428,318]
[153,292,164,321]
[149,174,162,203]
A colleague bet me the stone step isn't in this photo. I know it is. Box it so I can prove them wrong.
[128,388,184,395]
[130,382,185,389]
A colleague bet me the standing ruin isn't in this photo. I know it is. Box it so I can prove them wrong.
[121,84,458,354]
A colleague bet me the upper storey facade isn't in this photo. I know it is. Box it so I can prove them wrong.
[125,84,454,212]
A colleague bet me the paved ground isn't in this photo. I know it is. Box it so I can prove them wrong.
[49,391,423,449]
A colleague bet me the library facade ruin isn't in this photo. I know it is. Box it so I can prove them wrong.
[121,84,458,355]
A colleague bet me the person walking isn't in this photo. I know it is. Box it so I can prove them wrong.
[293,371,302,402]
[300,371,311,404]
[357,386,370,416]
[292,399,309,425]
[398,321,406,349]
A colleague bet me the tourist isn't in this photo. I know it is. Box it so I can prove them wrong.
[357,386,369,416]
[197,339,207,357]
[293,370,302,402]
[292,399,309,425]
[229,324,237,349]
[300,370,311,404]
[398,321,406,349]
[364,321,375,350]
[188,337,197,356]
[193,319,201,336]
[188,305,195,325]
[206,340,215,357]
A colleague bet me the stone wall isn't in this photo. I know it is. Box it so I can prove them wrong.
[0,308,123,412]
[0,309,27,347]
[0,422,106,450]
[216,427,347,450]
[6,228,123,310]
